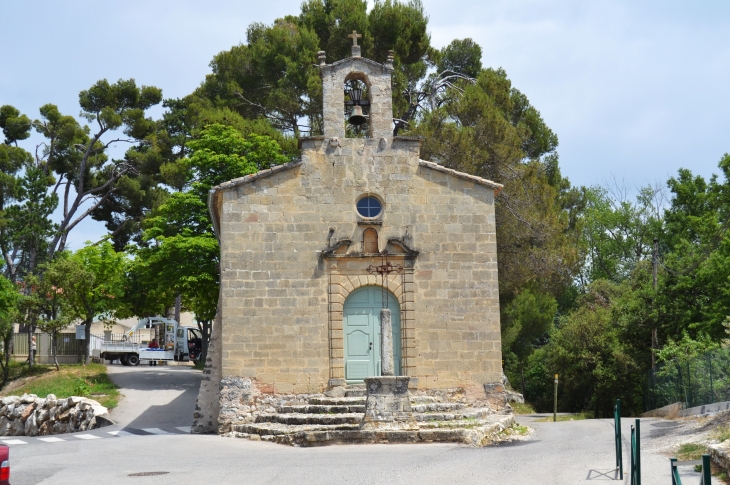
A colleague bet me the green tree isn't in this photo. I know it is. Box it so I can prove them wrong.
[0,107,57,283]
[49,243,127,363]
[200,0,431,137]
[0,275,19,384]
[501,288,557,394]
[436,38,482,78]
[31,257,77,370]
[542,280,645,416]
[132,124,288,363]
[656,155,730,342]
[581,184,664,284]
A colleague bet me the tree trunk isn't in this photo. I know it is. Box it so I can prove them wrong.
[52,332,59,371]
[1,336,11,387]
[27,321,37,369]
[83,318,93,365]
[198,319,211,365]
[174,294,181,324]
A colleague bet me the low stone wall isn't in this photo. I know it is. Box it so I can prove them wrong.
[709,441,730,473]
[641,402,684,418]
[0,394,114,437]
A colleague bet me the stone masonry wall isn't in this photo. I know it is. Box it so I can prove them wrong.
[0,393,112,437]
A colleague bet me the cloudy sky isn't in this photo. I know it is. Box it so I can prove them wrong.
[2,1,728,248]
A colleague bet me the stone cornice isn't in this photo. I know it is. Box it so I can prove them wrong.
[418,160,503,195]
[208,160,303,239]
[319,56,393,74]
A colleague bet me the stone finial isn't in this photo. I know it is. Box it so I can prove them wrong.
[385,50,394,69]
[317,51,326,66]
[349,30,362,57]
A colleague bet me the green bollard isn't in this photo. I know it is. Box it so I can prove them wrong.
[553,374,558,422]
[615,399,623,479]
[702,454,711,485]
[635,419,641,485]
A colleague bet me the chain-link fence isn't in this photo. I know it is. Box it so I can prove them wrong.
[645,347,730,411]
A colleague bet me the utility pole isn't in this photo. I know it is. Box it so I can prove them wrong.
[651,238,658,370]
[553,374,559,422]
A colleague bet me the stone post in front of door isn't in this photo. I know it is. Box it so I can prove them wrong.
[380,309,394,376]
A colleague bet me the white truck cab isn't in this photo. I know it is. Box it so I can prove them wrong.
[95,317,202,366]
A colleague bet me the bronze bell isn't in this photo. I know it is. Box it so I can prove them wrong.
[348,105,367,126]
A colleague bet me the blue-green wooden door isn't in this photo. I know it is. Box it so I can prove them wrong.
[343,286,401,383]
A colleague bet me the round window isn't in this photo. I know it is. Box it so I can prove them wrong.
[356,196,382,218]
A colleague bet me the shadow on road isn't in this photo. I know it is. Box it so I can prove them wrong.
[123,386,199,430]
[106,364,203,429]
[586,469,620,480]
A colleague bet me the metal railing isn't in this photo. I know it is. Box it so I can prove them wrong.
[10,331,142,364]
[671,455,711,485]
[615,399,624,480]
[646,346,730,412]
[630,419,641,485]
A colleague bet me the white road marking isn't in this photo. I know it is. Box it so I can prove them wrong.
[141,428,170,435]
[73,434,100,440]
[2,439,27,445]
[37,437,66,442]
[175,426,191,433]
[108,430,133,437]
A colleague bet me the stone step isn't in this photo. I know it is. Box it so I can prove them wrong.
[409,396,440,404]
[308,396,439,406]
[344,389,366,397]
[229,415,515,447]
[414,408,492,422]
[410,402,465,413]
[256,413,363,425]
[277,404,365,414]
[233,422,359,436]
[309,397,366,406]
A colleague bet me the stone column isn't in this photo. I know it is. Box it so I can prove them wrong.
[380,309,393,376]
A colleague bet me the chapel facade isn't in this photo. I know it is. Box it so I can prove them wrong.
[194,40,504,432]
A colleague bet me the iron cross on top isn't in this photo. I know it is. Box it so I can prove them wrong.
[348,30,362,46]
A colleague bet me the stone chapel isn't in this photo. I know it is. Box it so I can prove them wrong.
[193,38,505,433]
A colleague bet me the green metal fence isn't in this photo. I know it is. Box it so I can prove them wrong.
[11,332,108,364]
[647,346,730,412]
[671,455,711,485]
[630,419,641,485]
[615,399,623,480]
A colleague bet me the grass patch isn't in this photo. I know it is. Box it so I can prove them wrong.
[3,360,51,382]
[499,423,530,437]
[193,360,205,370]
[0,363,120,409]
[676,443,709,473]
[676,442,705,461]
[511,402,536,415]
[535,412,592,422]
[713,426,730,443]
[713,464,730,484]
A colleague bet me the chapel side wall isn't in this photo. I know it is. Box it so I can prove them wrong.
[218,166,332,394]
[409,167,502,390]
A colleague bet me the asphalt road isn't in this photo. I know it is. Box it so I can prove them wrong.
[105,362,202,429]
[8,411,693,484]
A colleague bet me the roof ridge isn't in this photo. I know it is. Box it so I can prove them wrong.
[418,160,503,194]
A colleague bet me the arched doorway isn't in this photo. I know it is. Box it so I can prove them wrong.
[343,286,401,383]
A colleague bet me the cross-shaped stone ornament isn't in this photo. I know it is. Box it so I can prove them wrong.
[348,30,362,46]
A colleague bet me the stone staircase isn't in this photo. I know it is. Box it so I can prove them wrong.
[229,389,514,447]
